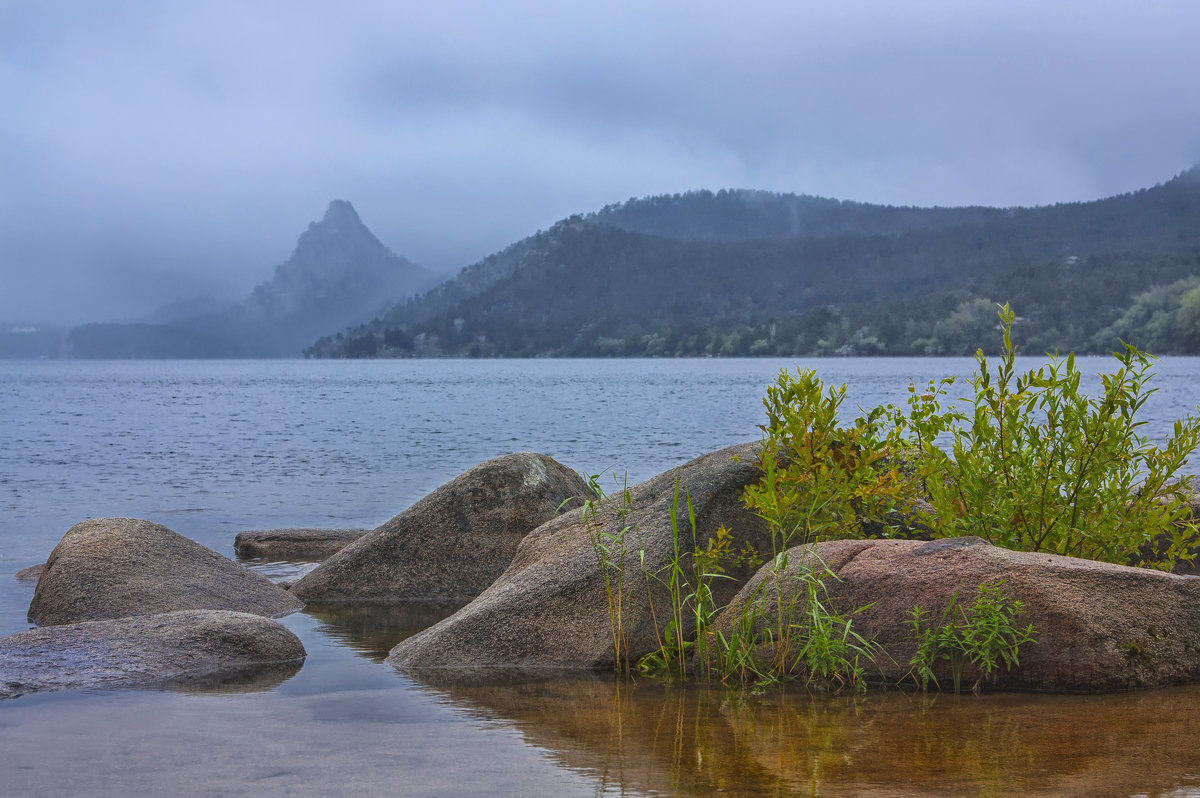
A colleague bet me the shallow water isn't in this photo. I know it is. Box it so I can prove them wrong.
[3,357,1200,796]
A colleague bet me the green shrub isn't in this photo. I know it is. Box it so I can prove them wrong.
[915,304,1200,569]
[742,369,923,552]
[751,303,1200,571]
[909,580,1037,693]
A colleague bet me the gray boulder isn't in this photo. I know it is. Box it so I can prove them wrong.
[29,518,303,626]
[713,536,1200,692]
[234,528,370,561]
[289,453,589,604]
[0,609,305,699]
[388,442,771,671]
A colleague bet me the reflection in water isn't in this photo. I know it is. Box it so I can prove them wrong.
[240,558,320,585]
[403,673,1200,797]
[164,660,305,696]
[304,601,466,662]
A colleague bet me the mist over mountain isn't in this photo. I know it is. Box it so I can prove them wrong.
[139,297,237,326]
[64,201,437,358]
[309,167,1200,358]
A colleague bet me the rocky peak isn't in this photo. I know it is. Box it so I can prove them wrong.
[323,198,360,224]
[289,200,384,266]
[300,200,370,245]
[233,201,437,347]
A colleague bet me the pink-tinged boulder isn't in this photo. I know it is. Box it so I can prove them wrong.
[713,536,1200,692]
[29,518,303,626]
[0,610,305,699]
[289,453,589,604]
[388,442,772,672]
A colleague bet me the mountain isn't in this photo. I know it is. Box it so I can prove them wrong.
[67,201,438,358]
[309,168,1200,358]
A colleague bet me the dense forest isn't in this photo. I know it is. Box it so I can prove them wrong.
[308,168,1200,358]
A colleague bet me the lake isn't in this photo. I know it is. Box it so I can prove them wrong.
[3,357,1200,796]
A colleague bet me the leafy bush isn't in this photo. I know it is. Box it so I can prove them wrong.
[752,303,1200,570]
[916,305,1200,569]
[742,370,924,551]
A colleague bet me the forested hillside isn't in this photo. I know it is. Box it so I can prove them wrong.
[308,168,1200,358]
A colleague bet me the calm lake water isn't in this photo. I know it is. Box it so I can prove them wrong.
[3,357,1200,797]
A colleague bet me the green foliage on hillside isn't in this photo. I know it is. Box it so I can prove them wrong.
[309,168,1200,358]
[1092,276,1200,353]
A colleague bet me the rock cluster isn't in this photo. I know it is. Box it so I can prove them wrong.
[5,517,305,700]
[387,445,1200,693]
[388,442,771,671]
[12,445,1200,697]
[5,451,586,699]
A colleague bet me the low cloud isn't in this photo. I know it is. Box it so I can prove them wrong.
[3,0,1198,322]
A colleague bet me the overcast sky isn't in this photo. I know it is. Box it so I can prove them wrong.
[3,1,1199,324]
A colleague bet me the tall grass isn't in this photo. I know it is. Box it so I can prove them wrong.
[577,470,636,672]
[581,472,877,691]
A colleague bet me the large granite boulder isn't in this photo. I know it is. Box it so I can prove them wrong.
[289,453,590,604]
[29,518,303,626]
[234,528,369,561]
[388,442,772,671]
[0,609,305,699]
[712,536,1200,692]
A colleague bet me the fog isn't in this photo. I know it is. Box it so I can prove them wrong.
[3,1,1199,323]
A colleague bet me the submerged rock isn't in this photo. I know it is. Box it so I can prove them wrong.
[289,453,589,604]
[713,536,1200,692]
[388,442,771,672]
[0,609,305,699]
[29,518,303,626]
[14,564,44,585]
[234,528,369,561]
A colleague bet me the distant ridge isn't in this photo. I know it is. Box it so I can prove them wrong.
[309,167,1200,358]
[66,201,437,358]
